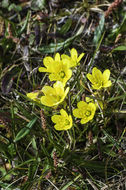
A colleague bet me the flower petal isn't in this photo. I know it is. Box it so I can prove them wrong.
[92,67,103,81]
[51,115,61,123]
[63,87,69,98]
[103,80,112,88]
[49,73,58,81]
[54,53,60,62]
[73,109,82,118]
[61,54,70,60]
[43,57,54,67]
[103,69,110,81]
[81,118,89,124]
[38,67,47,72]
[60,109,68,117]
[54,81,64,95]
[42,86,54,95]
[54,124,65,130]
[70,48,77,60]
[40,96,54,107]
[27,91,39,100]
[86,73,95,84]
[77,53,84,62]
[77,101,87,109]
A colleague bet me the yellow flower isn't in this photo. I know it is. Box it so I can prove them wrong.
[86,67,112,90]
[51,109,73,130]
[73,101,96,124]
[41,81,69,107]
[85,97,103,109]
[27,90,42,103]
[38,53,72,85]
[61,48,84,68]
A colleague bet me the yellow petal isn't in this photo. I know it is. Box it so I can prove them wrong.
[54,122,72,130]
[70,48,77,60]
[86,73,95,84]
[103,69,110,81]
[77,53,84,62]
[88,104,96,113]
[60,109,68,117]
[43,57,54,67]
[51,115,61,123]
[63,125,72,130]
[67,69,72,78]
[27,91,39,100]
[54,124,64,130]
[61,54,70,60]
[64,87,69,97]
[54,53,60,62]
[103,80,112,88]
[92,84,102,90]
[38,67,47,72]
[49,73,59,81]
[53,81,64,95]
[57,88,69,105]
[41,96,55,107]
[77,101,87,109]
[73,109,82,118]
[69,115,73,126]
[85,97,93,103]
[81,118,89,124]
[92,67,103,81]
[42,86,54,95]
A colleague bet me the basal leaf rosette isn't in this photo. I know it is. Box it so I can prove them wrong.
[51,109,73,130]
[41,81,69,107]
[86,67,112,90]
[39,53,72,85]
[61,48,84,68]
[73,101,96,124]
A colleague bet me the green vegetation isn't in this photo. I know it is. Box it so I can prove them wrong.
[0,0,126,189]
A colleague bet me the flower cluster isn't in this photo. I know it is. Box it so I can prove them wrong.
[27,48,112,131]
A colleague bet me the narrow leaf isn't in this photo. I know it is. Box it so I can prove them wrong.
[59,19,72,35]
[112,45,126,52]
[14,117,37,142]
[93,14,105,44]
[1,66,20,94]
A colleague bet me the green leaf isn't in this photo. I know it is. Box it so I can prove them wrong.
[59,19,72,35]
[19,10,30,34]
[93,14,105,45]
[38,35,77,53]
[14,117,37,142]
[38,25,84,53]
[28,162,39,180]
[61,174,81,190]
[118,14,126,34]
[112,45,126,52]
[1,66,21,94]
[108,94,126,102]
[102,129,120,149]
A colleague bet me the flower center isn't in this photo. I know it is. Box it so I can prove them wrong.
[85,110,91,117]
[64,119,70,125]
[51,94,61,103]
[59,71,65,78]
